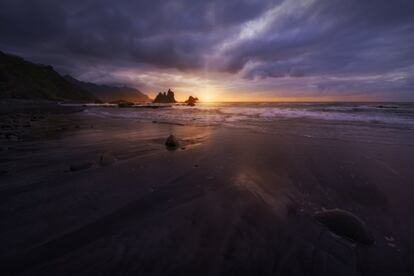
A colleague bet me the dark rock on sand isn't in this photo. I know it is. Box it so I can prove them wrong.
[70,162,92,172]
[165,134,179,149]
[314,208,374,245]
[100,154,116,166]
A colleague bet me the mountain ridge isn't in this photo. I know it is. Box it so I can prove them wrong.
[0,51,150,103]
[0,51,97,102]
[64,75,150,103]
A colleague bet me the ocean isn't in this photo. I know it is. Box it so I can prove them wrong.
[82,102,414,145]
[84,102,414,126]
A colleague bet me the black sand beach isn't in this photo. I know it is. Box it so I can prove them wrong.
[1,105,414,275]
[2,0,414,274]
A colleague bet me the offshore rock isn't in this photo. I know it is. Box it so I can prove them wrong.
[153,89,177,103]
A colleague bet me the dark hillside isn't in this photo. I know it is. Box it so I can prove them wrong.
[0,51,97,102]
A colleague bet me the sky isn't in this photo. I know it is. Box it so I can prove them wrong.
[1,0,414,101]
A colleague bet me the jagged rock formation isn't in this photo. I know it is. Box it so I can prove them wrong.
[0,51,97,102]
[153,89,177,103]
[185,96,199,106]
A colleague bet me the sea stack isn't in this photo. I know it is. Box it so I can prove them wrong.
[185,96,199,106]
[153,89,177,103]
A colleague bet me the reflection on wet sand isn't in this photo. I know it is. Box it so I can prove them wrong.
[1,109,414,275]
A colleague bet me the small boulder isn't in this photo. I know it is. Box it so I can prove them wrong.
[100,154,116,166]
[314,208,374,245]
[70,161,92,172]
[118,101,134,108]
[165,134,179,149]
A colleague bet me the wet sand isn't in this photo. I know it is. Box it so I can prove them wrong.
[1,109,414,275]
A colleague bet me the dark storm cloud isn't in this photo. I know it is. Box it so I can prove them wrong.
[0,0,413,99]
[225,0,414,77]
[0,0,275,71]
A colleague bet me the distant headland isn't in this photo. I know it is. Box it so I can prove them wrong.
[1,51,200,106]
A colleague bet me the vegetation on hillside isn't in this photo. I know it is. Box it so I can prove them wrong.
[0,51,97,102]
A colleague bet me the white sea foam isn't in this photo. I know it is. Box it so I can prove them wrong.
[84,102,414,127]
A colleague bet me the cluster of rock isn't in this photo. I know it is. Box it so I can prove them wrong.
[0,112,46,142]
[153,89,199,106]
[153,89,177,103]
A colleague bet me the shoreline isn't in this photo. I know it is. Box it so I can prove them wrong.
[0,107,414,275]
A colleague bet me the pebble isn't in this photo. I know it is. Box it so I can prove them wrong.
[70,162,92,172]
